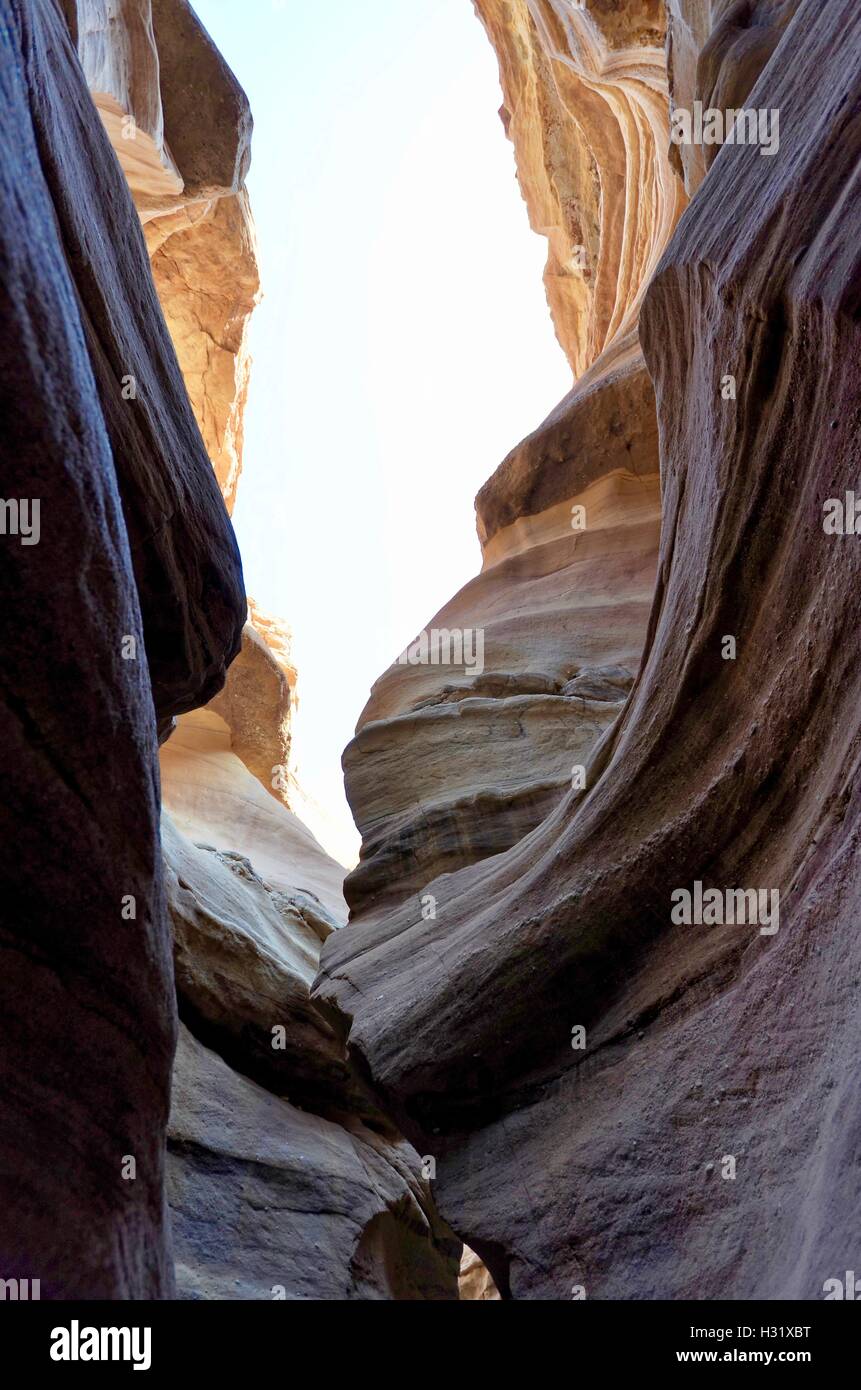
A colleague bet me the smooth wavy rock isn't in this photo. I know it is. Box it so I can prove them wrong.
[167,1026,460,1300]
[163,815,460,1296]
[344,432,660,920]
[99,0,461,1297]
[342,0,676,927]
[163,816,352,1107]
[0,0,244,1297]
[317,0,861,1297]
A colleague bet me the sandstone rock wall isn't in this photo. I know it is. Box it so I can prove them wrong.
[0,0,246,1297]
[8,0,855,1304]
[168,1024,459,1301]
[69,0,260,512]
[316,0,861,1299]
[665,0,802,194]
[163,821,458,1300]
[341,0,679,949]
[0,0,459,1301]
[472,0,685,376]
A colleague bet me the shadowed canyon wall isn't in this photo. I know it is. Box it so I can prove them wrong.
[0,0,245,1297]
[316,0,861,1299]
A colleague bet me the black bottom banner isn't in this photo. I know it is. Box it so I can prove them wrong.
[0,1298,853,1375]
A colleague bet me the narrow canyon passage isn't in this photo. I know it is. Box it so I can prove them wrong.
[0,0,858,1310]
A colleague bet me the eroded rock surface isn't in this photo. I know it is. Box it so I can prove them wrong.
[345,449,660,919]
[160,706,347,924]
[78,2,458,1298]
[317,0,861,1299]
[666,0,802,194]
[69,0,260,511]
[460,1247,501,1301]
[168,1026,460,1300]
[473,0,685,375]
[0,0,460,1303]
[0,0,246,1297]
[163,815,459,1298]
[342,0,676,933]
[11,0,854,1305]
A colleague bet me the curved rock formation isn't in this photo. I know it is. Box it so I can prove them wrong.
[0,0,246,1297]
[341,0,679,930]
[161,707,347,924]
[473,0,685,375]
[168,1025,459,1301]
[316,0,861,1299]
[9,0,855,1305]
[163,820,458,1300]
[1,0,458,1302]
[70,0,182,197]
[345,422,661,920]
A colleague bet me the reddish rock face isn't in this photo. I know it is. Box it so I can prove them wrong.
[316,0,861,1298]
[0,0,244,1297]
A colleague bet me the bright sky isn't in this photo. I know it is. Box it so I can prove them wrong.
[192,0,571,866]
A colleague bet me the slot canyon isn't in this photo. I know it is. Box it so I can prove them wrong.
[0,0,859,1307]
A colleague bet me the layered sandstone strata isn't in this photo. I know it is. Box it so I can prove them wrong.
[160,689,347,924]
[472,0,685,375]
[156,598,461,1293]
[345,370,661,919]
[163,821,458,1299]
[317,0,861,1299]
[9,0,851,1305]
[159,596,348,922]
[343,0,679,923]
[168,1025,459,1301]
